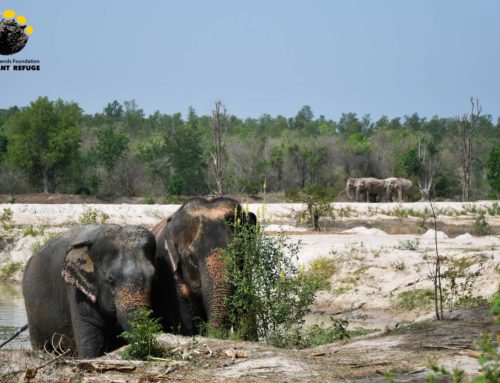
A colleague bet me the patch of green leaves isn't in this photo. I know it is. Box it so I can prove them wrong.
[78,206,110,224]
[120,307,165,360]
[0,261,24,281]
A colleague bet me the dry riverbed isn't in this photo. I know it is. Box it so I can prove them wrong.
[0,201,499,381]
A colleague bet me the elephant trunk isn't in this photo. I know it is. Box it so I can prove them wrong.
[203,250,231,329]
[115,282,152,333]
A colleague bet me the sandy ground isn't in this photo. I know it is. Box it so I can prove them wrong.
[0,201,499,381]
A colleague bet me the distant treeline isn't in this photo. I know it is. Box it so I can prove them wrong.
[0,97,499,200]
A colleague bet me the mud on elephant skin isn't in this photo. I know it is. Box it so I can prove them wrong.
[22,224,156,358]
[152,197,256,336]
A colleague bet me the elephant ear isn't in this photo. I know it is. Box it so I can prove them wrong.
[61,226,102,303]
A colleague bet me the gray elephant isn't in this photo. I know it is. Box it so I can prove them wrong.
[384,177,414,202]
[22,224,156,358]
[152,197,256,335]
[346,178,358,201]
[354,177,385,202]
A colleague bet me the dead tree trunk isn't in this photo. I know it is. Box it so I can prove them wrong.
[417,137,439,199]
[210,101,229,195]
[457,98,481,202]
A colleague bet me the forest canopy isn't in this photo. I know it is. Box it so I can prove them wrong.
[0,97,499,200]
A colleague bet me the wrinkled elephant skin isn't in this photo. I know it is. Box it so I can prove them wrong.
[152,197,256,335]
[22,224,156,358]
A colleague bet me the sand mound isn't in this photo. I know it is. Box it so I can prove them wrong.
[421,229,449,239]
[454,233,474,241]
[263,224,307,232]
[342,226,388,236]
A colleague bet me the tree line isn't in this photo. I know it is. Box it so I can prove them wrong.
[0,97,499,200]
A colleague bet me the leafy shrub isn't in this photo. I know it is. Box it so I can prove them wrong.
[299,256,338,291]
[22,225,45,237]
[223,223,317,341]
[391,259,407,271]
[120,307,164,360]
[442,262,486,310]
[472,212,493,236]
[143,195,156,205]
[78,206,110,224]
[395,238,420,250]
[307,317,350,346]
[395,289,434,310]
[284,188,300,202]
[487,202,500,216]
[0,261,24,281]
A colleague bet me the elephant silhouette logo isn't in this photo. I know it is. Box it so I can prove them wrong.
[0,10,34,55]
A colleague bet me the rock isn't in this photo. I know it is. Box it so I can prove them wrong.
[342,226,388,236]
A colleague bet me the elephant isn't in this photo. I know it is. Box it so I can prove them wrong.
[345,178,358,201]
[353,177,385,202]
[152,197,256,335]
[22,224,156,358]
[384,177,414,202]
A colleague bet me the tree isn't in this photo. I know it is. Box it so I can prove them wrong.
[94,125,129,172]
[457,98,481,201]
[210,100,229,195]
[487,145,500,196]
[7,97,82,193]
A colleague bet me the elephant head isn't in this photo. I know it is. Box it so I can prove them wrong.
[353,178,385,202]
[62,224,156,334]
[346,178,357,200]
[384,178,414,202]
[152,197,256,334]
[384,177,399,202]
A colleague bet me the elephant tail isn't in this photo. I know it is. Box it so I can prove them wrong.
[0,324,28,349]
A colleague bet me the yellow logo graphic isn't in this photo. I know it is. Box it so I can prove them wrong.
[0,9,34,55]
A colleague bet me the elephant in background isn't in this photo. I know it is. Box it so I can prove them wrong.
[22,224,156,358]
[354,177,386,202]
[346,178,358,201]
[152,197,256,335]
[384,177,414,202]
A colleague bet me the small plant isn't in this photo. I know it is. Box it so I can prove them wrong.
[284,188,300,202]
[120,307,164,360]
[0,261,24,281]
[442,262,486,310]
[487,202,500,216]
[307,317,350,346]
[143,195,156,205]
[472,211,493,236]
[395,238,420,251]
[22,225,45,237]
[299,256,338,291]
[394,289,434,310]
[0,208,14,232]
[391,259,407,271]
[78,206,110,224]
[223,222,317,341]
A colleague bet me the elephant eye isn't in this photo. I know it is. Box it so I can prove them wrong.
[107,275,116,289]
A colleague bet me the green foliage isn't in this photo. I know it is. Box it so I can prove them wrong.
[487,202,500,216]
[0,208,13,228]
[6,97,82,192]
[78,206,110,224]
[299,256,338,291]
[0,261,24,281]
[307,317,350,346]
[120,307,164,360]
[295,183,334,230]
[395,289,434,310]
[93,125,129,172]
[284,188,300,201]
[487,145,500,193]
[472,212,493,236]
[223,223,317,341]
[442,262,486,310]
[401,148,423,178]
[22,225,45,237]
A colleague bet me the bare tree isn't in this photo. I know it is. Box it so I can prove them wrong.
[210,100,229,195]
[417,136,440,198]
[457,98,482,201]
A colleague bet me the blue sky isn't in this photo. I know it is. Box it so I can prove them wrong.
[1,0,499,120]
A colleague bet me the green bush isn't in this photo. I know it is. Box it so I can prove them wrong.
[0,261,24,281]
[222,223,317,341]
[78,206,110,224]
[395,289,434,310]
[472,212,493,236]
[299,256,338,291]
[285,188,300,202]
[120,307,164,360]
